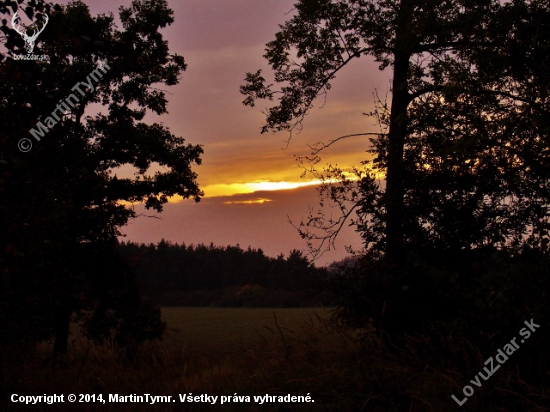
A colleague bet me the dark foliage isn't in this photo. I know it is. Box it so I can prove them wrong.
[0,0,201,355]
[329,246,550,388]
[243,0,550,343]
[117,240,332,307]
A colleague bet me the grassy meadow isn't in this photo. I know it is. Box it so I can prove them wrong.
[160,307,331,355]
[2,306,548,411]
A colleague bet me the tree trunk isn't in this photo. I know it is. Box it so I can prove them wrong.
[53,306,72,358]
[385,0,413,266]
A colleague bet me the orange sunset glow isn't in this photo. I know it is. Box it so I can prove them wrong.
[205,180,321,198]
[67,0,390,265]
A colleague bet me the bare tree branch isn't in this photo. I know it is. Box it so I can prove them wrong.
[308,132,385,156]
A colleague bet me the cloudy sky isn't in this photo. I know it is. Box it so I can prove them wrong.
[66,0,391,265]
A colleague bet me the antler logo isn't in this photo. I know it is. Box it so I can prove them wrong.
[11,11,49,54]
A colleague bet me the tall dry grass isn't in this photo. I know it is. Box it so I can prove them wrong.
[1,312,549,411]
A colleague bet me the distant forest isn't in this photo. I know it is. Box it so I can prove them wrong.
[117,241,334,308]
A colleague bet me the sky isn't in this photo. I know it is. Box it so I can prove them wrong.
[61,0,391,265]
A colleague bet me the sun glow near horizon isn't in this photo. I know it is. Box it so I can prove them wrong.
[202,180,322,198]
[116,177,361,207]
[173,171,373,203]
[115,165,384,208]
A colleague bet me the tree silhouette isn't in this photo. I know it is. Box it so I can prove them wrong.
[0,0,202,355]
[241,0,550,265]
[241,0,550,336]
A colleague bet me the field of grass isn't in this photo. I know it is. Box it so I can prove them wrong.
[161,307,331,355]
[2,307,548,411]
[3,307,348,412]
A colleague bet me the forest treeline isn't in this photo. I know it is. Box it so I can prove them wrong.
[117,241,334,307]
